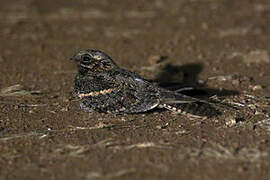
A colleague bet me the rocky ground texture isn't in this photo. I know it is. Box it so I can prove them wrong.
[0,0,270,179]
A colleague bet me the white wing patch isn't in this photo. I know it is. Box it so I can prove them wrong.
[78,88,114,98]
[135,78,144,83]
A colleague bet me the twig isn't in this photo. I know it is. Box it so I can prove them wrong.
[47,123,114,132]
[0,101,47,107]
[87,168,136,179]
[0,84,42,97]
[0,132,47,141]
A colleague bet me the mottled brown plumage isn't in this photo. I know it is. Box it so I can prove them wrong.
[71,49,220,118]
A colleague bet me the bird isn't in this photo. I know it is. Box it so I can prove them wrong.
[70,49,220,118]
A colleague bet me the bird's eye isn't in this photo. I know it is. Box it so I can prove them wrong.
[82,55,91,63]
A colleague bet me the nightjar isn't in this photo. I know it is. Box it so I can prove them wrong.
[71,49,220,118]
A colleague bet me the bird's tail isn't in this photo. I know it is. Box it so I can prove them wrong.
[159,89,221,118]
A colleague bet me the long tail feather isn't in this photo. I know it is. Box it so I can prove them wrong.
[159,88,221,118]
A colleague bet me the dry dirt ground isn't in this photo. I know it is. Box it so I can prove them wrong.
[1,0,270,179]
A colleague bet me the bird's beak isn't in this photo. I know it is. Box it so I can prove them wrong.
[70,54,82,62]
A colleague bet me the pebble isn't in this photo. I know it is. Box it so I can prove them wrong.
[252,85,263,91]
[225,116,237,127]
[232,79,240,86]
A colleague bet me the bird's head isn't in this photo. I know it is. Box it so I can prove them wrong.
[71,49,117,74]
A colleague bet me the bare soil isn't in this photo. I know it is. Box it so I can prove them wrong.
[0,0,270,179]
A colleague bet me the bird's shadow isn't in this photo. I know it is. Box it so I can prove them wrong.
[152,63,239,98]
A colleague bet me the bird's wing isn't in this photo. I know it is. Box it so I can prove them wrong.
[158,87,200,104]
[106,69,203,104]
[102,69,161,113]
[77,69,160,113]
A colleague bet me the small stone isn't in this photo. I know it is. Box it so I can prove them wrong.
[190,35,196,41]
[197,54,203,59]
[248,104,257,110]
[120,117,127,121]
[252,85,263,91]
[255,111,264,115]
[61,107,68,112]
[237,167,245,173]
[232,79,240,85]
[156,123,169,129]
[62,98,69,102]
[225,116,237,127]
[98,122,105,128]
[201,23,208,30]
[198,80,205,84]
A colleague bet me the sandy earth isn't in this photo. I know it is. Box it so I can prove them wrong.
[0,0,270,179]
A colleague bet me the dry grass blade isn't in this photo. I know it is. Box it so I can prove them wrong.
[255,118,270,131]
[125,142,157,149]
[48,123,114,132]
[54,70,77,74]
[0,132,48,141]
[190,143,269,161]
[0,84,42,97]
[109,142,173,150]
[0,101,47,107]
[87,168,136,179]
[54,144,89,157]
